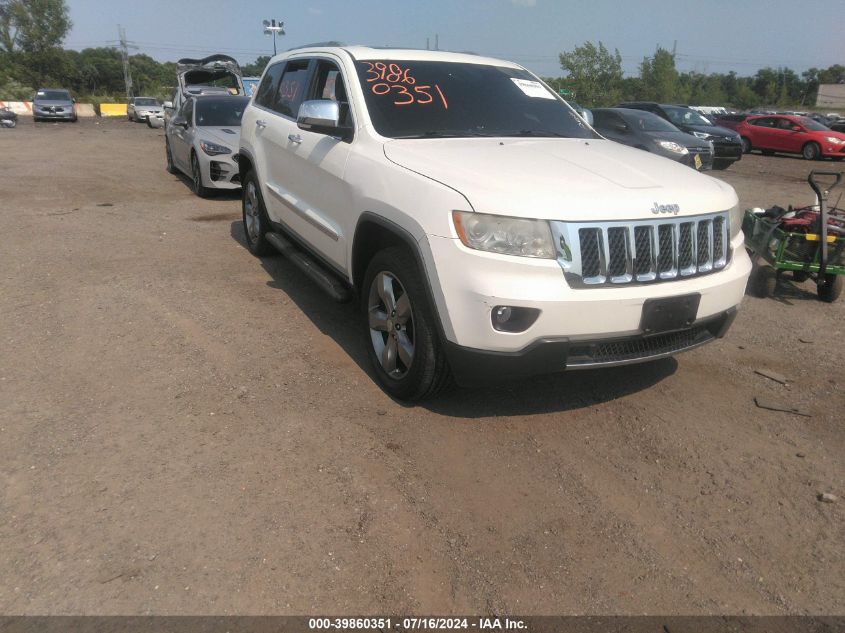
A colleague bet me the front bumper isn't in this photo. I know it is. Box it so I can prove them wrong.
[200,152,241,189]
[427,231,751,382]
[445,308,736,386]
[712,139,743,162]
[34,108,76,119]
[821,143,845,158]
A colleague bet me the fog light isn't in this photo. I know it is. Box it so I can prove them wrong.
[491,305,541,333]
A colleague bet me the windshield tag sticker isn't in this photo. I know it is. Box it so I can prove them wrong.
[510,79,555,100]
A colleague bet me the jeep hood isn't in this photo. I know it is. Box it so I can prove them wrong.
[383,138,737,221]
[176,54,243,95]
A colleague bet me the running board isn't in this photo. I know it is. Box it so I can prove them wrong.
[264,232,352,303]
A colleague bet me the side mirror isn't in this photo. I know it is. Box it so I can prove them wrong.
[171,115,188,129]
[163,101,173,110]
[297,100,342,134]
[613,121,629,133]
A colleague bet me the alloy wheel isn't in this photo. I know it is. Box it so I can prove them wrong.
[368,271,414,378]
[244,181,261,243]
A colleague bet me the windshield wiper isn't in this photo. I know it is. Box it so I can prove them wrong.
[499,129,570,138]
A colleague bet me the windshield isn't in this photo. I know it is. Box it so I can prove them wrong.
[195,96,249,127]
[135,98,159,106]
[355,60,596,139]
[36,90,70,101]
[664,107,712,127]
[797,116,830,131]
[628,110,679,132]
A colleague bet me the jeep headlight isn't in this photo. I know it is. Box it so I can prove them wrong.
[452,211,555,259]
[200,140,232,156]
[729,204,743,240]
[658,140,689,155]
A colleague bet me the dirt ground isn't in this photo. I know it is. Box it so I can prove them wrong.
[0,117,842,616]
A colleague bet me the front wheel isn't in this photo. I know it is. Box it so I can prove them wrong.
[165,139,177,174]
[712,159,733,170]
[803,142,821,161]
[362,247,452,401]
[191,152,211,198]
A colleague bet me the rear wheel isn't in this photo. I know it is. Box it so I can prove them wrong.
[802,142,821,161]
[741,137,752,154]
[818,274,842,303]
[362,247,451,401]
[241,171,274,256]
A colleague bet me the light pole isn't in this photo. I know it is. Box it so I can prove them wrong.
[263,19,285,56]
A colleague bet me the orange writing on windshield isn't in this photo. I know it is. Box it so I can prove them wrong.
[365,62,449,108]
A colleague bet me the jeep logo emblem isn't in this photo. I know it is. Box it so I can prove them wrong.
[652,202,680,215]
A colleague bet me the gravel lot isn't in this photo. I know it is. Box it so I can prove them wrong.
[1,117,843,616]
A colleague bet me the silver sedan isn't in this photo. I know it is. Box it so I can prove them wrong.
[164,95,249,197]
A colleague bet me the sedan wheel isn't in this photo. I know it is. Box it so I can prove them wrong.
[741,137,752,154]
[191,153,210,198]
[803,142,821,161]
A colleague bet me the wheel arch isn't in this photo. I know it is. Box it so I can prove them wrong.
[352,212,456,342]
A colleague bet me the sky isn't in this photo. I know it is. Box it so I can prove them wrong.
[63,0,844,78]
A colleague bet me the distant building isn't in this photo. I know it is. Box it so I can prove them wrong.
[816,84,845,108]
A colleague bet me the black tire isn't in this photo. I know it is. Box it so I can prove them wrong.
[241,171,275,256]
[164,139,177,174]
[817,274,843,303]
[741,137,752,154]
[802,142,821,161]
[712,159,733,170]
[750,264,777,298]
[362,247,452,401]
[191,152,211,198]
[792,270,810,283]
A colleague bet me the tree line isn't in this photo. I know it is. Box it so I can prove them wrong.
[549,41,844,110]
[1,1,842,110]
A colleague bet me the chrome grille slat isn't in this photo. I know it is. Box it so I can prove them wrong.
[552,212,731,288]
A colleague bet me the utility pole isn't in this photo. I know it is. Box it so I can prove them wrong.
[263,19,285,56]
[109,25,138,101]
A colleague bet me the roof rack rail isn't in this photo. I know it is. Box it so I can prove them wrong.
[286,41,346,51]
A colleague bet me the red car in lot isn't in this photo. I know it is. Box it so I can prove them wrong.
[736,114,845,160]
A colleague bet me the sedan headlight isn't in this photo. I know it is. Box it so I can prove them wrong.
[692,131,712,140]
[200,140,232,156]
[452,211,555,259]
[658,140,690,155]
[824,136,844,145]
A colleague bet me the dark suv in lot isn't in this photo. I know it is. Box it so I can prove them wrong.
[618,102,742,170]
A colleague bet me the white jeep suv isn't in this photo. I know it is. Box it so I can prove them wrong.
[238,46,751,400]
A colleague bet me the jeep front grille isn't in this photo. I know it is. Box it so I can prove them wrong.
[551,212,730,287]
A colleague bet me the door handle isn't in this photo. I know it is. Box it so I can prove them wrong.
[288,134,302,144]
[255,120,267,128]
